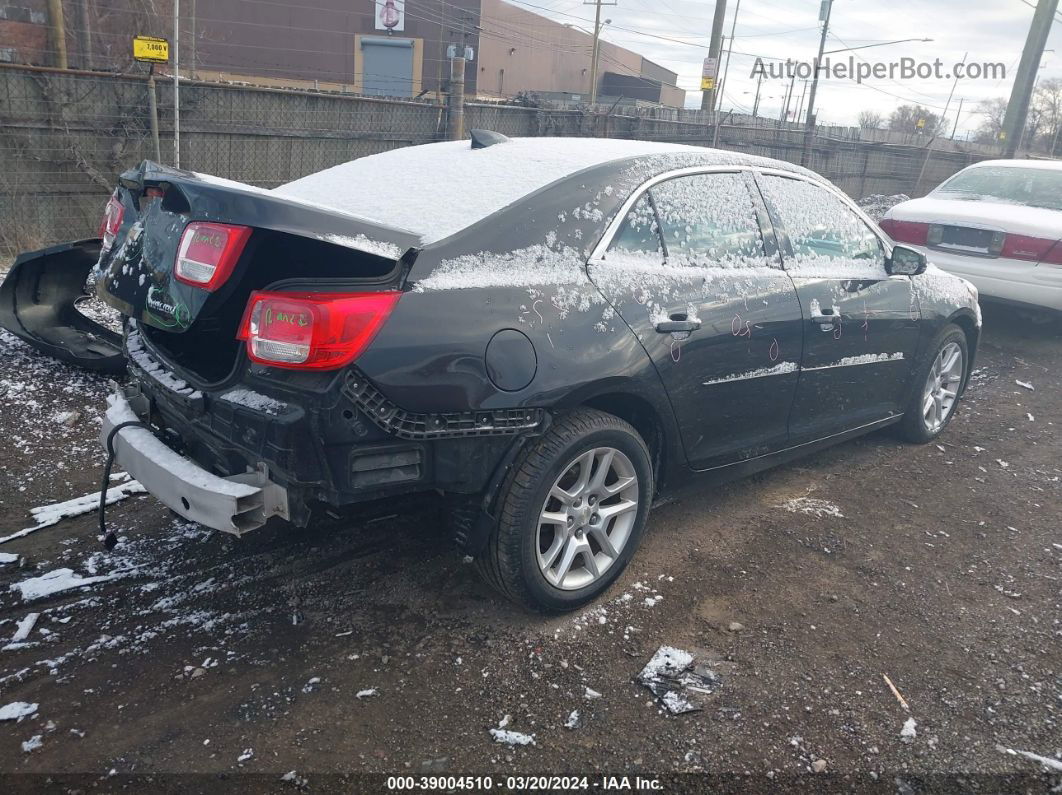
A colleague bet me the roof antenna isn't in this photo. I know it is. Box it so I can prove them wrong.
[470,129,510,149]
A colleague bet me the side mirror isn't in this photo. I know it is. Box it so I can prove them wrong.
[887,244,927,276]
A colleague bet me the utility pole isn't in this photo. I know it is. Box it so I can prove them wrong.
[800,0,833,167]
[795,79,809,126]
[46,0,68,69]
[447,54,466,140]
[951,97,964,139]
[701,0,727,111]
[918,51,966,193]
[589,0,603,105]
[751,72,763,118]
[586,0,615,105]
[1002,0,1059,156]
[780,71,796,125]
[173,0,180,168]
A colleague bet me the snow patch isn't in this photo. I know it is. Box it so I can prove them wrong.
[11,568,124,602]
[0,482,146,545]
[220,388,287,415]
[703,362,798,386]
[0,701,38,721]
[900,717,917,742]
[276,138,710,245]
[808,352,905,370]
[781,497,844,518]
[318,233,404,260]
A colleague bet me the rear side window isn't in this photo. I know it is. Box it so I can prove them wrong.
[609,195,664,256]
[759,175,886,278]
[652,173,771,268]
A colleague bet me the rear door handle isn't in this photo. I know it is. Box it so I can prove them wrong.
[655,318,702,333]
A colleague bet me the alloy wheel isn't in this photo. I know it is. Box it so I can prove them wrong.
[922,341,963,433]
[536,446,640,591]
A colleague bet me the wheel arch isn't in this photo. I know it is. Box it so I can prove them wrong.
[946,308,980,393]
[570,387,678,495]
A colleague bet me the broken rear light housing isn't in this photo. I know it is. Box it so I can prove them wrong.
[174,221,252,291]
[237,291,401,370]
[98,194,125,251]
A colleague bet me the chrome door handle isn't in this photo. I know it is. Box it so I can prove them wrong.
[655,319,702,333]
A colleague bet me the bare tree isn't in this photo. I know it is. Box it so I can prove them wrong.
[857,110,883,130]
[1030,78,1062,154]
[888,104,943,136]
[973,97,1008,145]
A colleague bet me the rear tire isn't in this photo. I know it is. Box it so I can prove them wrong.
[476,408,653,612]
[896,324,968,443]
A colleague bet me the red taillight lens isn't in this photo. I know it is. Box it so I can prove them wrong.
[1000,233,1057,262]
[878,218,929,246]
[98,194,125,250]
[237,291,401,370]
[174,221,252,291]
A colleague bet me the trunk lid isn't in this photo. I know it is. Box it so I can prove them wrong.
[95,161,419,335]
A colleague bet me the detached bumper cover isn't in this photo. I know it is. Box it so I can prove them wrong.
[0,239,125,372]
[102,385,289,534]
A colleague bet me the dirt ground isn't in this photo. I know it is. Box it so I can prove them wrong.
[0,302,1058,790]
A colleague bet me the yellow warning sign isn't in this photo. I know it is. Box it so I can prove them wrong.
[133,36,169,64]
[701,77,716,90]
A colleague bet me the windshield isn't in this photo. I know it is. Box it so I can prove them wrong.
[935,166,1062,211]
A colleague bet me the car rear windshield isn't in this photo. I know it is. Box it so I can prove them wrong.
[936,166,1062,211]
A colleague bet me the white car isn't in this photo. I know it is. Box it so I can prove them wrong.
[880,159,1062,313]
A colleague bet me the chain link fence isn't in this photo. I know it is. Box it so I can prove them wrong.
[0,64,998,257]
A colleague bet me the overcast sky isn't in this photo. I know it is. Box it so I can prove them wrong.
[512,0,1062,137]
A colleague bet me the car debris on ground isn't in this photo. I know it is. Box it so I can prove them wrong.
[636,646,723,714]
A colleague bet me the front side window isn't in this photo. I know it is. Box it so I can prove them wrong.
[759,175,886,278]
[651,173,770,268]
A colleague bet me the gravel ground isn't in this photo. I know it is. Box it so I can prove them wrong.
[0,302,1058,791]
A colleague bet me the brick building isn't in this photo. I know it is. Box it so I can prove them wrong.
[0,0,684,107]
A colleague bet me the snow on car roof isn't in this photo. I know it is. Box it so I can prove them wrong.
[273,138,768,245]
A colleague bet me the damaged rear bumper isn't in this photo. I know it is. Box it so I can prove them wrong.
[0,239,126,373]
[102,384,290,535]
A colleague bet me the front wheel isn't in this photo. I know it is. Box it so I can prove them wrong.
[897,324,968,443]
[476,409,653,612]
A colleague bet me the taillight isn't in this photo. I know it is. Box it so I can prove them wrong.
[1000,233,1057,262]
[174,221,252,291]
[237,291,401,370]
[1040,240,1062,266]
[878,218,928,246]
[98,194,125,250]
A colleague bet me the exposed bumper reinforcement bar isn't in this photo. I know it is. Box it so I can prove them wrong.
[102,384,290,535]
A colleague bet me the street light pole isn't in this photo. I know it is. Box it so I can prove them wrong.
[800,0,832,167]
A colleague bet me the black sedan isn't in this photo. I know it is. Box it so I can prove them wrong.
[0,132,981,611]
